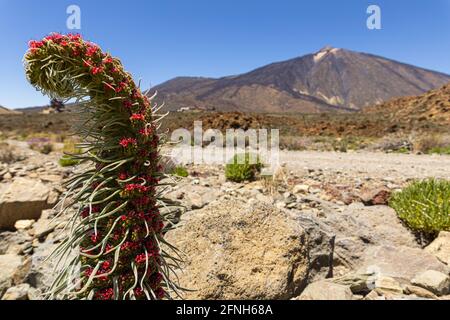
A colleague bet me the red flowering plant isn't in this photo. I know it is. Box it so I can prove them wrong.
[24,33,182,300]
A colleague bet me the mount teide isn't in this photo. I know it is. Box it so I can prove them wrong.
[150,47,450,113]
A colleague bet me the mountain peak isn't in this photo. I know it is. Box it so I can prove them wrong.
[318,45,336,52]
[313,46,341,62]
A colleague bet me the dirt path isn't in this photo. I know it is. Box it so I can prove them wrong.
[171,145,450,181]
[279,151,450,180]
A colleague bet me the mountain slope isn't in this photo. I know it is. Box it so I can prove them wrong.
[151,47,450,113]
[0,105,22,115]
[364,82,450,125]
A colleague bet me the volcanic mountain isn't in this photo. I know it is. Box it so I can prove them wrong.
[150,47,450,113]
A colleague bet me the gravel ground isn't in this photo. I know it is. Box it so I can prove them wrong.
[279,151,450,180]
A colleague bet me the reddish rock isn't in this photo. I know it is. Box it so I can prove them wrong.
[359,188,391,206]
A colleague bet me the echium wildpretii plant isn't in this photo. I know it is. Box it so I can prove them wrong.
[24,33,183,300]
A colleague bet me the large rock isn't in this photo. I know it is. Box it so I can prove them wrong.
[0,178,52,229]
[296,281,354,300]
[357,245,449,282]
[165,199,334,300]
[411,270,450,296]
[425,231,450,266]
[320,204,419,273]
[0,254,24,297]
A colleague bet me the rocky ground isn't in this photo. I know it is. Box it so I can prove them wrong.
[0,139,449,300]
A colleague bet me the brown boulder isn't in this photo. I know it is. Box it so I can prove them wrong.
[165,199,334,300]
[0,178,52,229]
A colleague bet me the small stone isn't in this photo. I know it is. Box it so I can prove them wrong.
[32,239,40,247]
[293,184,310,194]
[404,285,438,299]
[46,190,60,206]
[188,194,206,210]
[32,222,56,240]
[3,172,12,180]
[14,219,35,231]
[374,276,404,295]
[332,273,373,294]
[297,281,354,300]
[359,187,391,206]
[1,284,30,300]
[275,201,286,209]
[27,287,42,300]
[0,254,23,296]
[364,290,385,300]
[412,270,450,296]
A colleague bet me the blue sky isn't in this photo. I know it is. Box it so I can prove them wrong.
[0,0,449,109]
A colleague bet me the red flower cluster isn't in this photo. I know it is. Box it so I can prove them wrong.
[103,56,113,64]
[156,288,165,299]
[121,241,140,252]
[118,172,128,180]
[130,114,145,121]
[124,183,150,193]
[91,234,99,243]
[123,100,133,109]
[119,137,137,148]
[96,288,114,300]
[91,66,103,75]
[28,40,44,50]
[115,81,128,93]
[86,45,99,57]
[135,250,159,264]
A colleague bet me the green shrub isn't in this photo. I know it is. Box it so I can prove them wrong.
[225,153,263,182]
[332,138,348,153]
[413,134,450,154]
[171,166,189,178]
[40,143,53,154]
[63,140,83,155]
[395,146,410,154]
[58,155,80,167]
[389,179,450,238]
[428,146,450,155]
